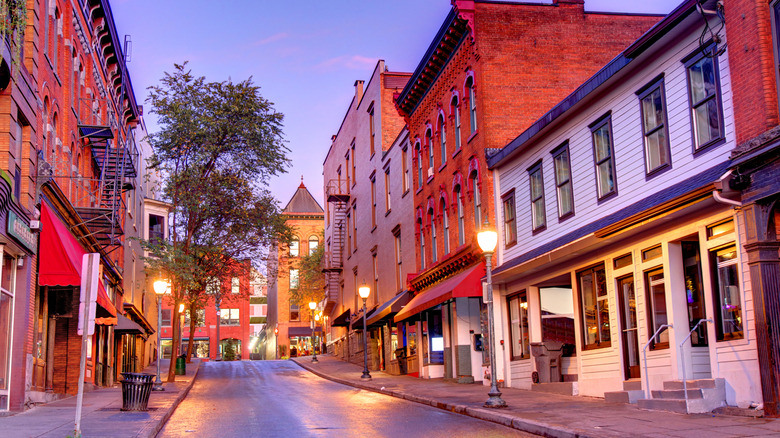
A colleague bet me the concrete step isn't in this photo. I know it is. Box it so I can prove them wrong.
[663,379,716,390]
[604,389,645,404]
[531,382,577,396]
[651,389,703,399]
[637,398,688,414]
[623,380,642,391]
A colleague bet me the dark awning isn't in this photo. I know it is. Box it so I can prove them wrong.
[114,313,146,338]
[331,308,351,327]
[366,291,411,326]
[288,326,321,336]
[350,305,377,330]
[395,263,485,323]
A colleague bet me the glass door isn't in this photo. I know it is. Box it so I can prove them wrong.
[617,275,640,379]
[0,252,16,411]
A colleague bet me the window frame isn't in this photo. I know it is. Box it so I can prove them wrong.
[589,113,618,201]
[370,174,377,229]
[645,267,670,350]
[384,168,391,213]
[289,236,300,257]
[507,291,530,360]
[551,142,574,220]
[711,245,743,341]
[438,114,447,166]
[368,105,376,157]
[683,43,725,153]
[415,142,423,190]
[501,189,517,248]
[440,198,450,255]
[466,76,477,135]
[528,161,546,232]
[637,76,672,176]
[426,128,434,176]
[452,95,462,152]
[429,207,437,263]
[577,264,611,351]
[402,145,410,193]
[455,185,465,246]
[471,173,481,230]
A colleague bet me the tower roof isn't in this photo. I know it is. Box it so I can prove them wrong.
[283,180,324,214]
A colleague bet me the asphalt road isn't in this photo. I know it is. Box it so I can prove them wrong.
[157,360,535,438]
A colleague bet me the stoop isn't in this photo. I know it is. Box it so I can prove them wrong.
[637,378,726,414]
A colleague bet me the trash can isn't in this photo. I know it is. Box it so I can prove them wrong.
[175,354,186,375]
[120,372,154,411]
[530,341,564,383]
[395,348,407,375]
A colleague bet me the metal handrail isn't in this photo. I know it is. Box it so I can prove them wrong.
[642,324,673,399]
[679,319,712,411]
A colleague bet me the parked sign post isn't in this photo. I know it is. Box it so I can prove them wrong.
[74,253,99,437]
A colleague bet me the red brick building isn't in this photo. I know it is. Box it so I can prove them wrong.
[392,0,661,382]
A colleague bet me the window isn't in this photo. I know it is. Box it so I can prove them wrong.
[372,253,378,305]
[440,198,449,254]
[205,277,220,295]
[426,128,434,173]
[402,146,410,193]
[502,191,517,247]
[371,176,377,229]
[707,219,734,239]
[455,185,465,246]
[466,76,477,134]
[507,291,530,360]
[289,269,299,289]
[429,208,437,263]
[385,169,391,212]
[308,235,319,255]
[369,106,376,156]
[418,217,426,270]
[452,95,462,151]
[685,47,724,151]
[161,309,172,326]
[352,203,357,251]
[220,309,240,325]
[345,154,351,194]
[471,173,481,229]
[394,229,403,291]
[638,78,671,173]
[578,265,610,350]
[645,268,669,349]
[350,141,356,185]
[231,277,240,294]
[415,142,423,190]
[289,236,300,257]
[53,9,60,71]
[613,253,633,270]
[289,302,300,322]
[438,114,447,165]
[184,309,205,327]
[642,245,662,262]
[552,144,574,219]
[712,246,742,340]
[590,115,617,199]
[528,162,546,231]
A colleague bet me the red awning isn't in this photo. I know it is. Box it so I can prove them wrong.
[39,203,117,317]
[394,263,485,323]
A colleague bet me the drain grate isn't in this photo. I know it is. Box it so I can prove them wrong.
[98,407,158,412]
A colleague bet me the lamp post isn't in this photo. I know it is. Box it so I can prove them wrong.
[309,301,318,363]
[477,220,507,408]
[178,303,186,356]
[315,313,321,358]
[152,279,170,391]
[358,284,371,380]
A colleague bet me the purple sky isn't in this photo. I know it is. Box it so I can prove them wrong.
[110,0,681,208]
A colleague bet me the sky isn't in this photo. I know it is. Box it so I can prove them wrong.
[110,0,681,209]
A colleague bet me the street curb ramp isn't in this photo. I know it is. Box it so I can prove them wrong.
[292,359,596,438]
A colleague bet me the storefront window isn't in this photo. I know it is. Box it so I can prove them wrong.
[182,340,210,358]
[646,268,669,349]
[579,265,610,350]
[508,291,530,360]
[161,340,173,359]
[0,253,15,411]
[712,246,743,340]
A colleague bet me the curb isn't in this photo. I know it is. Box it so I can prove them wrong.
[292,359,595,438]
[143,361,202,438]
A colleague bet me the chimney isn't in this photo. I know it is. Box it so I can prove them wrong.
[354,80,364,107]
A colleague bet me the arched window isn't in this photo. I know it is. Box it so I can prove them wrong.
[455,185,465,246]
[452,95,461,152]
[429,208,437,263]
[42,98,49,162]
[438,114,447,165]
[51,112,58,161]
[418,216,426,270]
[470,171,481,229]
[415,141,423,189]
[426,128,434,171]
[308,235,319,255]
[466,76,477,134]
[289,236,300,257]
[440,198,450,254]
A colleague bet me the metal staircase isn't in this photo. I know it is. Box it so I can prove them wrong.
[323,178,349,313]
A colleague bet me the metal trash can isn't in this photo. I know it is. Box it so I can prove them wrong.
[175,354,186,375]
[530,341,564,383]
[120,372,154,411]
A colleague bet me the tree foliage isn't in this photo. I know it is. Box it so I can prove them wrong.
[288,233,326,309]
[144,63,291,376]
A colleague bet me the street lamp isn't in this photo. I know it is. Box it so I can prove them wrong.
[152,279,170,391]
[178,303,185,356]
[309,301,318,363]
[477,219,507,408]
[358,284,371,380]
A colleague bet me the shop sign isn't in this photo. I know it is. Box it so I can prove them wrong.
[8,210,36,253]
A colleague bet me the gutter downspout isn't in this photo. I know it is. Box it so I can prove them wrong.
[712,170,743,207]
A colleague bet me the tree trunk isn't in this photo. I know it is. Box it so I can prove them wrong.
[186,304,197,363]
[167,304,179,382]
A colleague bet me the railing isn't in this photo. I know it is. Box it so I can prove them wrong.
[679,319,712,410]
[642,324,673,400]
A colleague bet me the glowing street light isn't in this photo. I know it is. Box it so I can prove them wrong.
[152,279,170,391]
[309,301,318,363]
[358,284,371,380]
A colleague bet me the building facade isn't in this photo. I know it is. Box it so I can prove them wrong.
[265,182,324,359]
[393,0,661,383]
[321,60,414,374]
[487,0,764,413]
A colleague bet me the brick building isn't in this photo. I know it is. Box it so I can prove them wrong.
[265,181,324,359]
[321,60,414,374]
[392,0,661,382]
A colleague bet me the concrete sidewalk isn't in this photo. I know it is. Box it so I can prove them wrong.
[293,355,780,438]
[0,359,200,438]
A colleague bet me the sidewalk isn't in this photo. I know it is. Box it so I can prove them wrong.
[0,359,200,438]
[293,355,780,438]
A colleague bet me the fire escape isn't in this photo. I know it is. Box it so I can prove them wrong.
[323,178,349,313]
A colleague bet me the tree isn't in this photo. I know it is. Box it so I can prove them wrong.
[288,233,326,309]
[144,63,291,380]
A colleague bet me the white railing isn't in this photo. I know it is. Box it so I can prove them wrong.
[642,324,673,399]
[679,319,712,410]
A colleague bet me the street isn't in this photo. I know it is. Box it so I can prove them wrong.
[157,360,535,437]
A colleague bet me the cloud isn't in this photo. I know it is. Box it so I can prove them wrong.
[315,55,376,72]
[254,32,289,46]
